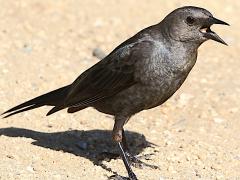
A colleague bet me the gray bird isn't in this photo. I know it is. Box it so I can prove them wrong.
[2,6,229,180]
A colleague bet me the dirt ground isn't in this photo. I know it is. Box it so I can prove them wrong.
[0,1,239,179]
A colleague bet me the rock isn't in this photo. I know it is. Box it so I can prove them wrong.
[195,169,201,178]
[186,156,191,161]
[23,43,32,53]
[26,165,35,173]
[234,155,240,160]
[216,174,225,180]
[93,18,104,27]
[92,48,106,59]
[6,155,14,159]
[213,117,225,124]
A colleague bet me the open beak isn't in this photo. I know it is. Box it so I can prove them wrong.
[200,17,229,45]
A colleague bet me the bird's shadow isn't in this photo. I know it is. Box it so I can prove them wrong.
[0,127,155,173]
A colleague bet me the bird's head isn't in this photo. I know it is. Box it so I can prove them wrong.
[162,6,229,46]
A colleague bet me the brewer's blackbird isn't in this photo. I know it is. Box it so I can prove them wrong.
[2,6,229,180]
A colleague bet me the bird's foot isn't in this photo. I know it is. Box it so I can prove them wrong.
[96,151,158,169]
[109,173,137,180]
[126,152,159,169]
[136,153,156,161]
[97,152,138,180]
[108,174,130,180]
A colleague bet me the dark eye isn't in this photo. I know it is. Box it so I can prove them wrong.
[186,16,195,25]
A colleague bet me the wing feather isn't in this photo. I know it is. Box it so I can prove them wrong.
[64,40,154,108]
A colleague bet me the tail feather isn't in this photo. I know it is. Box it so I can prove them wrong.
[46,105,65,116]
[2,85,70,118]
[3,104,42,118]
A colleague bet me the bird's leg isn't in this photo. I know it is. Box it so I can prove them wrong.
[112,116,138,180]
[122,129,129,152]
[96,125,129,162]
[97,129,129,162]
[117,142,137,180]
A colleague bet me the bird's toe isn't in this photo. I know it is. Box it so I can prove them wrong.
[126,152,159,169]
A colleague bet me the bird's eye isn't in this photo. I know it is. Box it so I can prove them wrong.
[186,16,195,25]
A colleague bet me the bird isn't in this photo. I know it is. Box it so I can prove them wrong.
[2,6,229,180]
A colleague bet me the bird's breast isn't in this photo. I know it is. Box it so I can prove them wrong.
[133,50,197,109]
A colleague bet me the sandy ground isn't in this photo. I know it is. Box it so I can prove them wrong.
[0,1,239,179]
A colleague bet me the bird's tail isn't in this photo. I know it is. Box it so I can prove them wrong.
[2,85,70,118]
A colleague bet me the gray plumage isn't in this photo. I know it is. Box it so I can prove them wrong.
[2,6,229,179]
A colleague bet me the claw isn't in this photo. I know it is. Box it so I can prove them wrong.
[108,174,129,180]
[126,152,159,169]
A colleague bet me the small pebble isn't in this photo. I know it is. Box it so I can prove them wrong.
[213,117,225,124]
[195,169,201,178]
[92,48,106,59]
[234,155,240,160]
[23,43,33,53]
[6,155,14,159]
[26,165,35,173]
